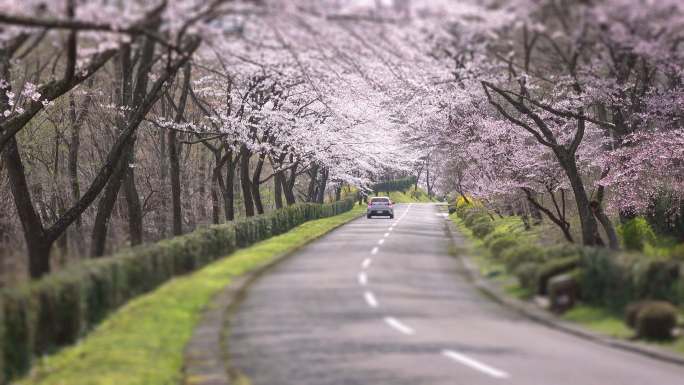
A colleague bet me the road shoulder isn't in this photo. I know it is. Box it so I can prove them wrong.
[443,215,684,368]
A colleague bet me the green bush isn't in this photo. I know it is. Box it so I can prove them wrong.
[632,259,681,303]
[488,235,519,259]
[372,177,417,194]
[471,219,495,238]
[536,256,580,295]
[579,248,636,310]
[635,301,678,340]
[501,243,545,271]
[619,217,656,251]
[625,300,658,329]
[543,243,581,259]
[514,262,539,292]
[0,198,355,383]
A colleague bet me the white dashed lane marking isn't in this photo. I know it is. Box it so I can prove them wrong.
[364,291,379,308]
[384,317,415,336]
[442,350,510,379]
[358,272,368,286]
[362,258,372,269]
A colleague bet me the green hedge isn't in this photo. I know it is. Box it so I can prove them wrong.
[455,206,684,311]
[0,198,355,383]
[372,176,417,194]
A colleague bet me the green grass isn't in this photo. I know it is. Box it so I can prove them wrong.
[562,305,684,356]
[562,305,633,339]
[18,206,364,385]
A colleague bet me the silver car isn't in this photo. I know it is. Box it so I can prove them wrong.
[367,197,394,219]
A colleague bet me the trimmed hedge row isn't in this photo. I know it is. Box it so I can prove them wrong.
[372,176,417,194]
[455,206,684,310]
[0,198,355,383]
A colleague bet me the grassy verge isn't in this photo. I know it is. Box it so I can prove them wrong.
[449,214,530,300]
[18,206,364,385]
[450,210,684,356]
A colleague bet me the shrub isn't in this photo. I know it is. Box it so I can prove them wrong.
[619,217,656,251]
[514,262,539,292]
[578,248,636,310]
[543,243,582,259]
[635,301,678,340]
[0,198,355,383]
[488,235,519,259]
[501,243,544,271]
[471,219,495,238]
[625,300,658,329]
[632,259,681,303]
[536,256,580,295]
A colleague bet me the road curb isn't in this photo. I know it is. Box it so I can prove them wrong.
[182,210,365,385]
[443,217,684,368]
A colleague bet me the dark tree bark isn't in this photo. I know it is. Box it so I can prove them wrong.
[67,92,90,229]
[483,82,604,247]
[251,154,265,214]
[168,129,182,235]
[239,145,255,217]
[123,148,143,245]
[8,34,200,273]
[168,64,192,236]
[3,138,51,277]
[316,167,329,203]
[224,152,237,221]
[211,170,221,224]
[274,172,284,209]
[90,147,130,257]
[593,182,619,250]
[307,164,319,202]
[283,159,298,206]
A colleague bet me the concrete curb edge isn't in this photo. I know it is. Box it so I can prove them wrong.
[182,209,366,385]
[443,217,684,368]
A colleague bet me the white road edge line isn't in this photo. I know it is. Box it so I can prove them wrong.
[358,272,368,286]
[364,291,378,308]
[378,239,385,245]
[384,232,390,237]
[384,317,415,335]
[362,258,372,269]
[441,350,510,379]
[371,247,379,255]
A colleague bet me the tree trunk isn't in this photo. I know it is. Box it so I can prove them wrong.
[168,129,182,235]
[251,155,265,214]
[67,95,82,228]
[335,184,342,201]
[307,164,319,202]
[211,165,221,224]
[90,144,131,257]
[224,151,236,221]
[239,146,255,217]
[274,172,284,209]
[3,137,52,277]
[316,168,328,203]
[593,184,619,250]
[556,150,603,246]
[157,120,168,236]
[283,161,298,205]
[123,143,143,245]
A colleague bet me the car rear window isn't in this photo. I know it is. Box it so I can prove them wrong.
[371,198,390,203]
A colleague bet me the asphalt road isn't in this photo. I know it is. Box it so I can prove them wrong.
[228,203,684,384]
